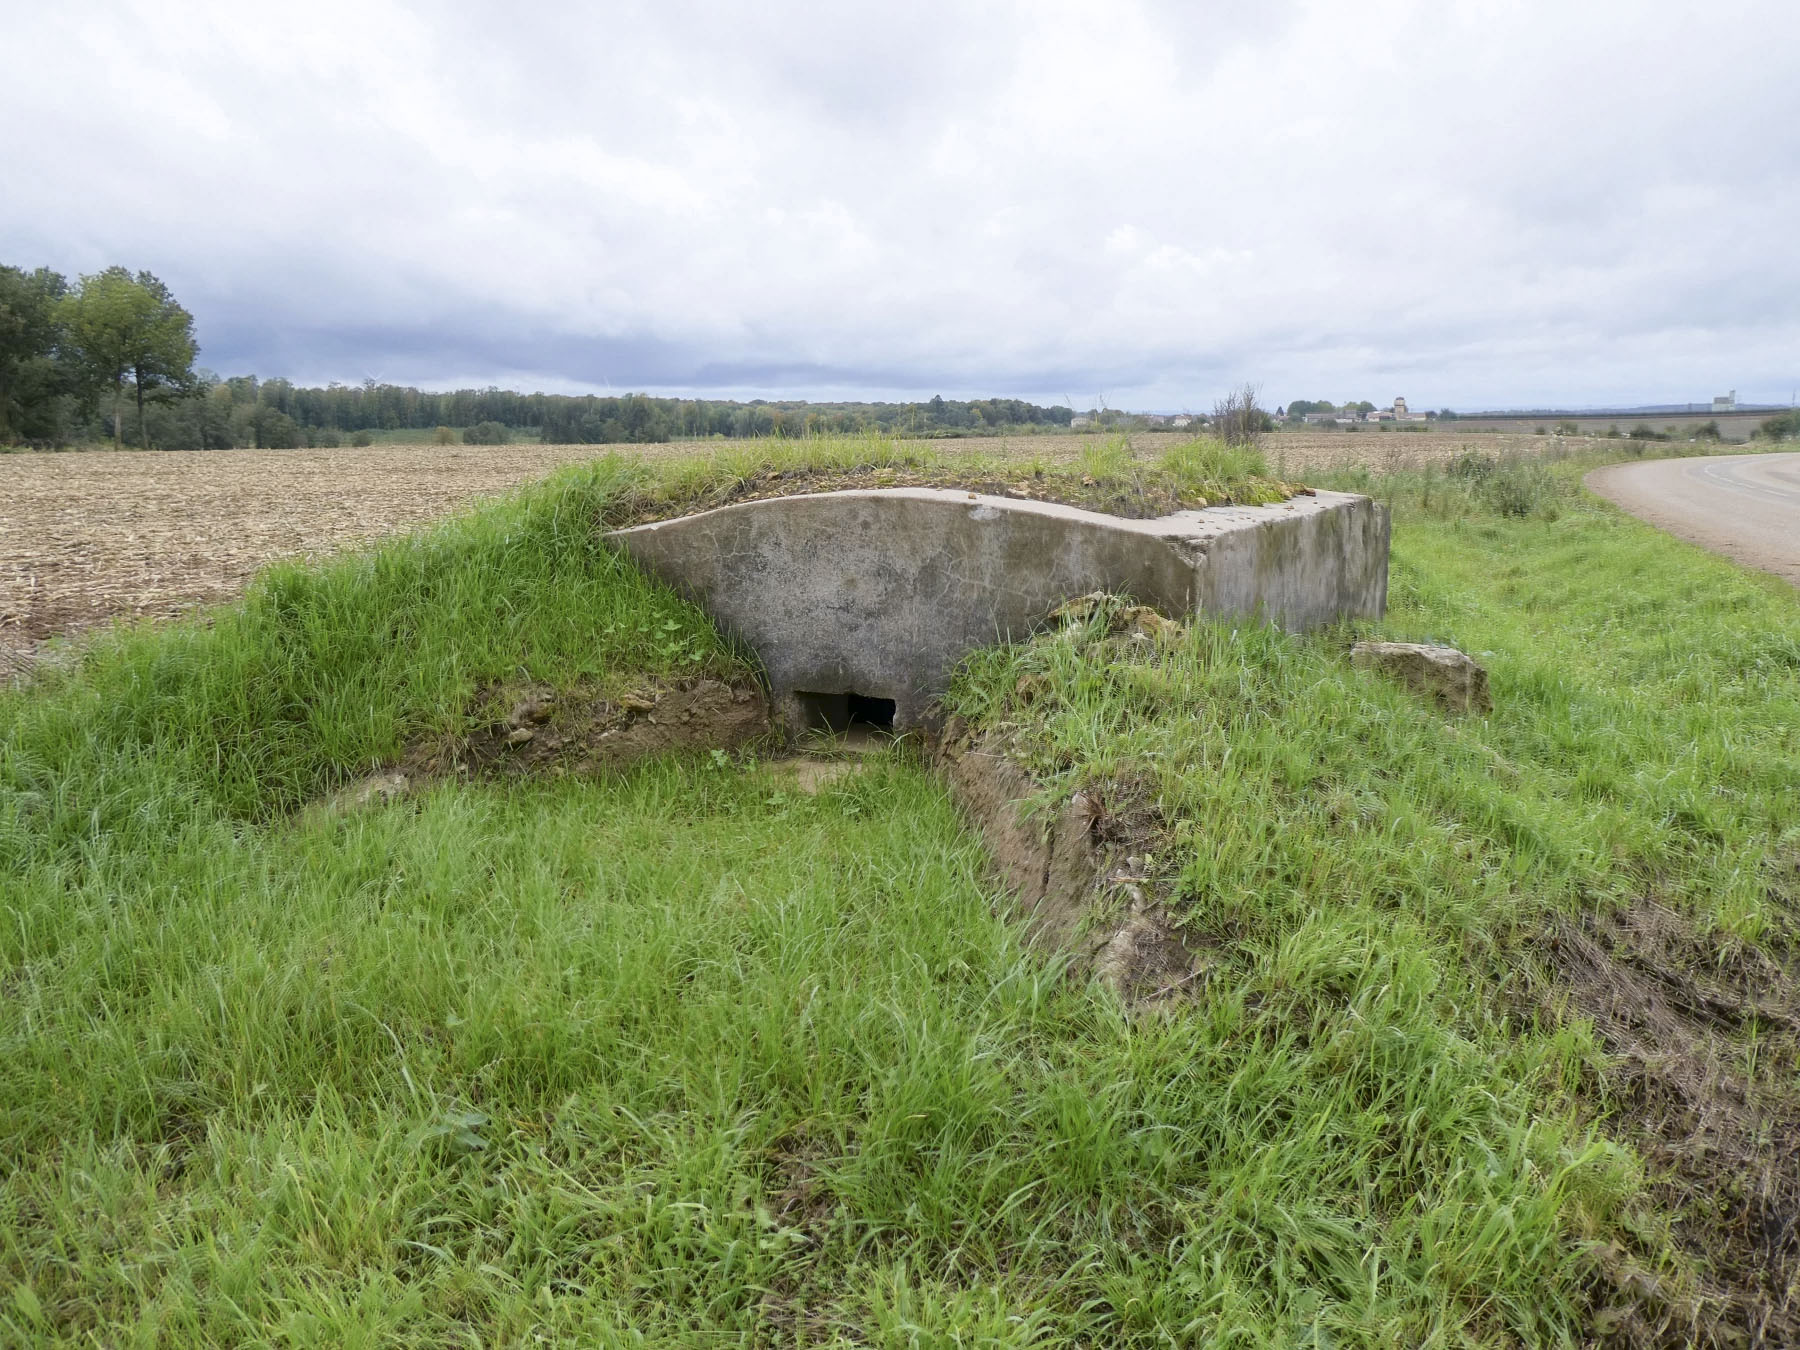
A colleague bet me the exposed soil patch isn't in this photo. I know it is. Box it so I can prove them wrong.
[328,678,772,808]
[929,595,1226,1002]
[755,1125,847,1341]
[764,743,894,794]
[1545,899,1800,1346]
[767,756,861,794]
[417,677,771,780]
[933,719,1200,1002]
[602,464,1301,529]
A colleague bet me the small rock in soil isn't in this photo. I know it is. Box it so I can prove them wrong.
[509,697,553,727]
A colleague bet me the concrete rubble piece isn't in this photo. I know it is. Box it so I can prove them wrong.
[610,486,1389,733]
[1351,640,1492,714]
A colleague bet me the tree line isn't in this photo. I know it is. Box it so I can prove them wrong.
[534,391,1074,444]
[2,263,1076,450]
[0,265,198,448]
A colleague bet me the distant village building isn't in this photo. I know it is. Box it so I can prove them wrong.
[1169,415,1194,429]
[1296,397,1426,427]
[1070,414,1095,429]
[1713,390,1737,413]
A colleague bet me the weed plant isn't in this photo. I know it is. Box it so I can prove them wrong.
[1440,450,1567,518]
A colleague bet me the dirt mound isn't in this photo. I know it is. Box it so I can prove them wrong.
[928,594,1219,1001]
[933,719,1200,1002]
[329,677,771,807]
[426,677,770,779]
[1546,899,1800,1346]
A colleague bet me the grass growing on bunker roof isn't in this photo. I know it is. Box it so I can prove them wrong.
[597,430,1294,526]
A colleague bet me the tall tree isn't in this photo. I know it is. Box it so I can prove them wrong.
[0,265,69,443]
[60,268,198,449]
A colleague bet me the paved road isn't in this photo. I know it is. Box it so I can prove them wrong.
[1585,452,1800,586]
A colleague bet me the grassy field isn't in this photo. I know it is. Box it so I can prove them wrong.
[3,442,1796,1343]
[333,426,550,446]
[948,450,1800,1341]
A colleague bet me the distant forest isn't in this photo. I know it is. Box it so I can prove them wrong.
[51,377,1076,450]
[166,379,1078,449]
[2,262,1076,451]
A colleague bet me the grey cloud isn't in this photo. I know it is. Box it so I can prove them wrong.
[4,0,1797,411]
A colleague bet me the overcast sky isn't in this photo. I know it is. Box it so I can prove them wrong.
[4,0,1797,411]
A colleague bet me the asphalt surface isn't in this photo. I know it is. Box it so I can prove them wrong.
[1585,452,1800,586]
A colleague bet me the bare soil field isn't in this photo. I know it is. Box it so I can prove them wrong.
[1,429,1591,676]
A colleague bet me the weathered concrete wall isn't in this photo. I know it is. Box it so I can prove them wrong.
[608,488,1387,730]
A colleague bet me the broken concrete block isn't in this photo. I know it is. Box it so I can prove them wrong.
[1352,640,1492,714]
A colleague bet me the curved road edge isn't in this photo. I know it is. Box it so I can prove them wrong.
[1584,452,1800,587]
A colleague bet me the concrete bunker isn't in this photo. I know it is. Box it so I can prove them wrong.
[608,487,1389,738]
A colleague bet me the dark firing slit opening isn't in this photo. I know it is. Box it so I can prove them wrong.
[794,690,897,735]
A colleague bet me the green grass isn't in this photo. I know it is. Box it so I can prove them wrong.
[338,426,546,446]
[2,458,743,852]
[946,448,1800,1334]
[950,458,1799,940]
[601,431,1291,525]
[0,753,1642,1346]
[3,444,1797,1343]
